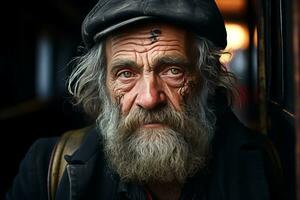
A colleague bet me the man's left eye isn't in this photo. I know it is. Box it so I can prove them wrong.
[167,68,183,75]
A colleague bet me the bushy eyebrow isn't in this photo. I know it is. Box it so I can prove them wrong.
[152,55,190,70]
[109,59,141,75]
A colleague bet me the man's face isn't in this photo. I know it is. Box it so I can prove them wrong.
[101,23,211,183]
[105,23,196,118]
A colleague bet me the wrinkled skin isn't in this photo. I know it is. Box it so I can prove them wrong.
[105,23,198,129]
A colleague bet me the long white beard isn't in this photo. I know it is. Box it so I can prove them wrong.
[96,90,214,184]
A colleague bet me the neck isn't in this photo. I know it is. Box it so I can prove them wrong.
[146,181,182,200]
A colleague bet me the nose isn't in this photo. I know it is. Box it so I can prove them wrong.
[135,75,166,110]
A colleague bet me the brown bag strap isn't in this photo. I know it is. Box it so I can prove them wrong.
[47,127,91,200]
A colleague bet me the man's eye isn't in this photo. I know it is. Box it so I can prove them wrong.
[118,71,134,78]
[167,68,183,75]
[170,68,180,74]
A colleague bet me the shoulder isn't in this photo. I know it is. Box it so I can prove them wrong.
[214,108,272,151]
[27,137,58,163]
[22,137,58,172]
[16,137,58,177]
[213,108,281,172]
[6,137,58,200]
[211,108,284,200]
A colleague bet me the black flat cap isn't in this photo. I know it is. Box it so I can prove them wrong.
[82,0,227,49]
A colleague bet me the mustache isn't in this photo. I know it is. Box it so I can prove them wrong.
[119,105,186,133]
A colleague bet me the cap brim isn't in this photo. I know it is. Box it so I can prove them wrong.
[93,16,156,42]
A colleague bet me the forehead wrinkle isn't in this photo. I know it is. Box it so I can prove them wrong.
[111,37,150,48]
[110,39,176,52]
[110,30,161,47]
[111,52,135,60]
[110,32,185,50]
[111,37,185,47]
[111,44,184,55]
[144,42,185,53]
[149,48,187,60]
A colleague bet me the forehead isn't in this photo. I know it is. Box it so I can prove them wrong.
[105,23,191,65]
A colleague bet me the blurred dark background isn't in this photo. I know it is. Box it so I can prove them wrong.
[0,0,97,197]
[1,0,299,199]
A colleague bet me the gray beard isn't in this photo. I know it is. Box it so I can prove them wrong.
[96,89,215,184]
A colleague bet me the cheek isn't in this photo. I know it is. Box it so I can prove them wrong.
[162,75,197,109]
[108,79,137,112]
[178,77,197,97]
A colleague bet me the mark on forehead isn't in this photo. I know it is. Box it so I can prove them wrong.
[149,28,162,43]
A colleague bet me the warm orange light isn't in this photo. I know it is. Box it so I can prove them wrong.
[220,23,249,63]
[225,23,249,51]
[253,27,258,48]
[215,0,246,14]
[220,52,233,64]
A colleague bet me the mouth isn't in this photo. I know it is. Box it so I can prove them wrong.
[142,122,165,128]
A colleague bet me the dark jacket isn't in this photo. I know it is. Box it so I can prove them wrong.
[6,108,284,200]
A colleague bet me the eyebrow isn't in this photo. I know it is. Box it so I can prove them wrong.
[152,55,190,70]
[109,59,141,74]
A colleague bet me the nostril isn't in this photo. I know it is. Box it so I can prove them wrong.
[151,102,167,111]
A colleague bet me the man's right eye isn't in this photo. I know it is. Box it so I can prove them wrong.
[117,70,134,78]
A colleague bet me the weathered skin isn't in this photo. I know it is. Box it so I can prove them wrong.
[105,23,198,120]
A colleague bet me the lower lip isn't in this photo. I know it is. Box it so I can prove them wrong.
[142,123,164,128]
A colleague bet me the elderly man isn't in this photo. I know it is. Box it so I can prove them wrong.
[7,0,283,200]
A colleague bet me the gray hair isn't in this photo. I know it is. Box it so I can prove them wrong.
[67,37,237,117]
[68,43,106,118]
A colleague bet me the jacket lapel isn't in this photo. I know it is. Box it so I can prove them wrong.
[56,128,101,200]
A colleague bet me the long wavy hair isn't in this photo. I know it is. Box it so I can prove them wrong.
[67,37,237,118]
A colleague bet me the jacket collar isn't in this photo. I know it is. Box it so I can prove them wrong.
[56,127,102,200]
[66,126,100,164]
